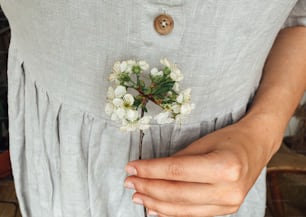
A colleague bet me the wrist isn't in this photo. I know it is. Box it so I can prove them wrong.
[237,112,285,161]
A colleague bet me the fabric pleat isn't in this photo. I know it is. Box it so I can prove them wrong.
[5,1,306,216]
[7,41,266,217]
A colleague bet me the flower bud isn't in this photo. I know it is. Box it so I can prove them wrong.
[123,94,135,106]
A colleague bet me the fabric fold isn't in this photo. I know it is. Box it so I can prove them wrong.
[8,41,265,217]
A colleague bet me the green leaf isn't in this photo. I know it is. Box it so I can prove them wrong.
[153,86,172,96]
[152,80,175,95]
[142,87,151,95]
[151,75,164,83]
[133,96,143,108]
[142,106,148,113]
[119,72,131,82]
[139,80,145,88]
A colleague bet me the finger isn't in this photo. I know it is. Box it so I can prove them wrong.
[126,153,241,183]
[158,215,213,217]
[133,192,238,217]
[125,176,242,206]
[147,209,212,217]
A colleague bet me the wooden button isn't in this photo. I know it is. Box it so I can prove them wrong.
[154,14,174,35]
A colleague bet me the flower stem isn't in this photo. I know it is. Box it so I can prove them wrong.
[138,108,148,217]
[138,129,144,160]
[137,88,161,106]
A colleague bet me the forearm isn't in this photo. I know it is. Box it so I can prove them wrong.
[240,26,306,161]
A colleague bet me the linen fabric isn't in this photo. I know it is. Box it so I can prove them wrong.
[1,1,306,217]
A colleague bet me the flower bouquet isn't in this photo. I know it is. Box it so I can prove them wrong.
[105,58,194,216]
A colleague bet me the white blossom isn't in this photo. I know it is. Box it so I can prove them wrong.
[127,60,136,65]
[107,86,115,100]
[109,74,119,84]
[126,60,136,73]
[160,58,171,68]
[166,91,173,97]
[160,58,183,82]
[150,67,163,77]
[138,60,150,71]
[123,94,134,106]
[182,88,191,102]
[105,103,114,116]
[176,93,184,104]
[111,112,119,121]
[170,68,183,82]
[180,103,194,115]
[109,61,121,83]
[115,108,126,119]
[177,88,192,104]
[114,85,126,98]
[126,109,139,122]
[112,61,121,72]
[120,119,138,132]
[173,82,180,92]
[120,115,152,131]
[171,104,181,114]
[154,112,174,124]
[120,61,128,72]
[112,98,124,107]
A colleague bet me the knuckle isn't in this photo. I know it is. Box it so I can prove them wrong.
[166,162,185,179]
[219,184,246,206]
[228,188,245,206]
[221,158,244,182]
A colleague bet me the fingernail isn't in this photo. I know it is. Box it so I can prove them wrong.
[133,197,143,205]
[148,209,158,216]
[124,181,135,189]
[125,165,137,175]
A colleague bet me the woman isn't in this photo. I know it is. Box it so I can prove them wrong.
[1,1,306,216]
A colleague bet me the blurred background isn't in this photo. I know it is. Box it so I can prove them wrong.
[0,6,21,217]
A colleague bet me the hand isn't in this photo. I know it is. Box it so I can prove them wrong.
[124,121,274,217]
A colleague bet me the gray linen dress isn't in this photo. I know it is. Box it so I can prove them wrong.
[1,1,306,217]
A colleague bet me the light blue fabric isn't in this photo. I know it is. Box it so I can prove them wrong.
[1,1,306,216]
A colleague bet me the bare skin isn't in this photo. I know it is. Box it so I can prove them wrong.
[124,26,306,217]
